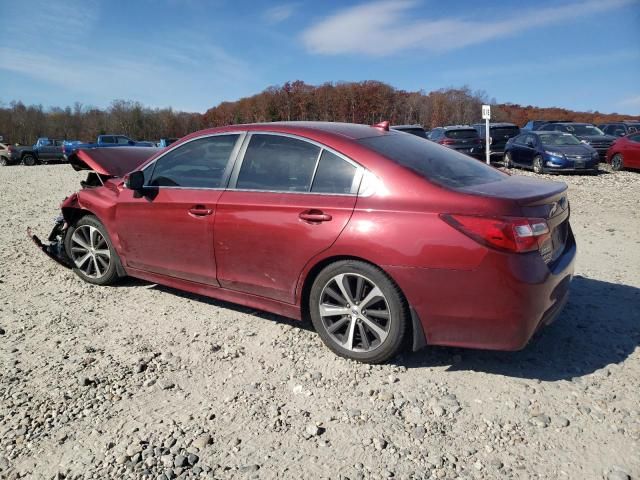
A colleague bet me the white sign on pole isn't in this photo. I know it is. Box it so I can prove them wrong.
[482,105,491,165]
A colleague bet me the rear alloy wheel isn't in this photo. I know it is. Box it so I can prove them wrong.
[22,155,36,166]
[503,152,513,168]
[0,157,7,167]
[611,154,624,171]
[533,155,544,174]
[309,260,407,363]
[64,215,120,285]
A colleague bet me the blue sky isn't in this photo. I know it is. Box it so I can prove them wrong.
[1,0,639,114]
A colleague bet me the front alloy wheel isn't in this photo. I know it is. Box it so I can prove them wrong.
[611,154,624,171]
[533,156,544,174]
[65,215,121,285]
[310,260,407,363]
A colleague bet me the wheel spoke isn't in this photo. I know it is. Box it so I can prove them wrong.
[324,286,346,305]
[359,286,383,309]
[320,304,351,317]
[334,274,354,305]
[74,252,92,268]
[343,317,356,349]
[94,249,110,259]
[365,308,389,320]
[360,316,387,341]
[327,316,349,333]
[354,276,364,303]
[92,256,102,277]
[358,321,370,350]
[89,226,100,248]
[72,233,90,250]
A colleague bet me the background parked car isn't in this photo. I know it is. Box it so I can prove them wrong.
[0,142,10,166]
[537,122,615,160]
[63,134,157,158]
[157,137,179,148]
[472,122,520,159]
[522,120,571,130]
[606,132,640,171]
[505,131,599,174]
[390,124,428,138]
[427,125,484,159]
[598,121,640,137]
[6,137,66,166]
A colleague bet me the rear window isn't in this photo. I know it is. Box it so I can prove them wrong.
[358,133,506,189]
[445,129,478,139]
[490,127,520,138]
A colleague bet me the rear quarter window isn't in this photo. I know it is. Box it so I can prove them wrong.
[445,129,479,139]
[358,133,506,189]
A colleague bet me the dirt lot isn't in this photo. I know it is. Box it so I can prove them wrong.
[1,163,639,480]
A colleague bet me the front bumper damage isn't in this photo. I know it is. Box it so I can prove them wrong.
[27,215,72,268]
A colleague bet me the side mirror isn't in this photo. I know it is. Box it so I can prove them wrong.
[125,171,145,191]
[526,140,535,147]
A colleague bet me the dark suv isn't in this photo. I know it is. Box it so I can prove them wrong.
[537,122,616,160]
[427,125,484,159]
[598,122,640,137]
[522,120,571,131]
[390,124,428,138]
[472,122,520,158]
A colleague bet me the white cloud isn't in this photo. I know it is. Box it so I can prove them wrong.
[264,4,297,24]
[302,0,638,56]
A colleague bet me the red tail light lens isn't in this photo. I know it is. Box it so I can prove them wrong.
[7,145,13,152]
[440,139,455,145]
[441,214,550,253]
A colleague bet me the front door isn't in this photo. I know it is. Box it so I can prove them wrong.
[114,133,242,285]
[214,133,361,303]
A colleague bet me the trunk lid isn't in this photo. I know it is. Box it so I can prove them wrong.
[69,147,159,177]
[459,175,570,264]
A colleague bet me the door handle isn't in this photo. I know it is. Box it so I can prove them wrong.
[188,206,213,217]
[299,210,332,223]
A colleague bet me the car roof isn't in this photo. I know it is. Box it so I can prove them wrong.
[439,125,478,130]
[391,124,424,130]
[472,122,518,127]
[193,121,396,141]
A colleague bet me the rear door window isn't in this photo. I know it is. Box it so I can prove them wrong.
[148,134,239,188]
[359,133,506,189]
[491,127,520,138]
[445,129,478,139]
[236,134,320,192]
[311,150,357,194]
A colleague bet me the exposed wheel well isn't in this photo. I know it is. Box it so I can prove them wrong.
[299,255,420,351]
[61,207,94,226]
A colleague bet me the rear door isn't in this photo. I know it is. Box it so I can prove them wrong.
[519,134,537,167]
[625,133,640,168]
[214,133,361,303]
[115,133,243,285]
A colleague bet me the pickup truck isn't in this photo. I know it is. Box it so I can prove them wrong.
[6,138,66,166]
[62,135,156,159]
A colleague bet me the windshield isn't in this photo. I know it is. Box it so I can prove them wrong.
[445,129,478,139]
[491,127,520,138]
[563,124,604,136]
[539,133,582,146]
[358,133,506,189]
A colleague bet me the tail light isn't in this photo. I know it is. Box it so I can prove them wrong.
[441,214,550,253]
[440,139,455,145]
[7,145,14,152]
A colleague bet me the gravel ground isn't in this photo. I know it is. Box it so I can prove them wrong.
[0,163,639,480]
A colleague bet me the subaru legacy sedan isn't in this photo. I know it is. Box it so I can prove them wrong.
[32,122,576,363]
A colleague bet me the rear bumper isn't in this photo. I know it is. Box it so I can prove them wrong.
[386,228,576,351]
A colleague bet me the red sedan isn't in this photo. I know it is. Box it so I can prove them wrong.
[607,132,640,171]
[34,122,575,363]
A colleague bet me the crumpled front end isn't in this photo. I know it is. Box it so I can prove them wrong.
[28,194,82,269]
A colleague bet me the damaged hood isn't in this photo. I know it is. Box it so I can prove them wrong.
[69,147,160,177]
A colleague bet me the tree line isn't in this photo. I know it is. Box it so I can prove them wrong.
[1,81,637,145]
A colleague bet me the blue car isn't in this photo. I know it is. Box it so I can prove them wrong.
[504,131,599,174]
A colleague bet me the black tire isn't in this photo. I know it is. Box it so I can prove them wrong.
[309,260,408,364]
[533,155,544,174]
[0,157,7,167]
[503,152,513,168]
[611,154,624,171]
[22,155,36,166]
[64,215,121,286]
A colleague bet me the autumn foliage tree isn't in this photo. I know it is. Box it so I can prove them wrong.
[1,81,637,144]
